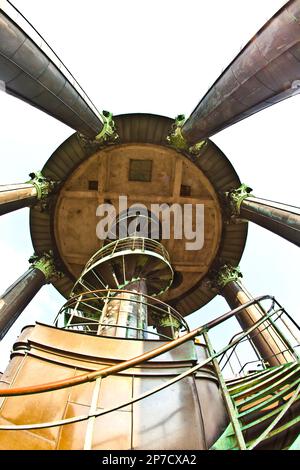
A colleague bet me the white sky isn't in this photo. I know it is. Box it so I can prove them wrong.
[0,0,299,371]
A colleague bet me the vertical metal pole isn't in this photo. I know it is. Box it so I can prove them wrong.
[98,280,148,339]
[97,289,110,335]
[66,294,83,327]
[203,330,247,450]
[83,377,102,450]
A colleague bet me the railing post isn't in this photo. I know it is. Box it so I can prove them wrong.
[203,330,247,450]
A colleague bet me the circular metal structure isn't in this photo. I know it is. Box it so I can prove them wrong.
[55,288,190,340]
[30,113,248,316]
[71,237,173,297]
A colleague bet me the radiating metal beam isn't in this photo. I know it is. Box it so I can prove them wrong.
[0,0,103,137]
[0,251,62,339]
[226,184,300,247]
[240,197,300,247]
[0,183,37,215]
[0,171,57,215]
[182,0,300,143]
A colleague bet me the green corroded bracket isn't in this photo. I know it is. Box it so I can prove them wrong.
[166,114,187,150]
[151,312,181,330]
[159,315,181,329]
[226,184,253,217]
[95,110,119,144]
[29,251,63,283]
[189,139,208,156]
[212,264,243,290]
[27,171,57,201]
[166,114,207,155]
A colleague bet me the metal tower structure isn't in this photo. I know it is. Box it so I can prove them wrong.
[0,0,299,450]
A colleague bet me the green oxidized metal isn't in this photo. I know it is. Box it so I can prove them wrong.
[95,110,119,144]
[159,315,181,329]
[150,311,181,332]
[166,114,187,150]
[29,251,63,282]
[167,114,207,155]
[226,183,253,216]
[27,171,57,201]
[189,139,207,156]
[214,264,243,289]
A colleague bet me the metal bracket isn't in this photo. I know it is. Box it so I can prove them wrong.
[29,250,63,283]
[166,114,207,155]
[166,114,187,150]
[210,264,243,290]
[189,139,208,156]
[27,171,57,200]
[158,315,181,329]
[95,110,119,144]
[225,183,253,217]
[27,171,58,211]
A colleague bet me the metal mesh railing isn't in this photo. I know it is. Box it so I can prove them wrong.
[0,294,299,450]
[84,237,171,271]
[217,297,300,378]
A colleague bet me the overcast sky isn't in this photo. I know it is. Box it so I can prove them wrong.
[0,0,299,371]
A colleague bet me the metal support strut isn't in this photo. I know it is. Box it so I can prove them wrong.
[226,184,300,247]
[0,251,62,340]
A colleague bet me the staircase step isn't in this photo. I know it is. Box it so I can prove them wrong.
[236,366,300,408]
[232,362,299,400]
[227,363,290,393]
[238,376,300,418]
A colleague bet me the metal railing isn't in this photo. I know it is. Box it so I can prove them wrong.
[84,237,171,270]
[0,294,299,450]
[54,288,189,340]
[217,297,300,378]
[71,237,173,296]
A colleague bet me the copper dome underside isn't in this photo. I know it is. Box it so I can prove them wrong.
[30,114,248,316]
